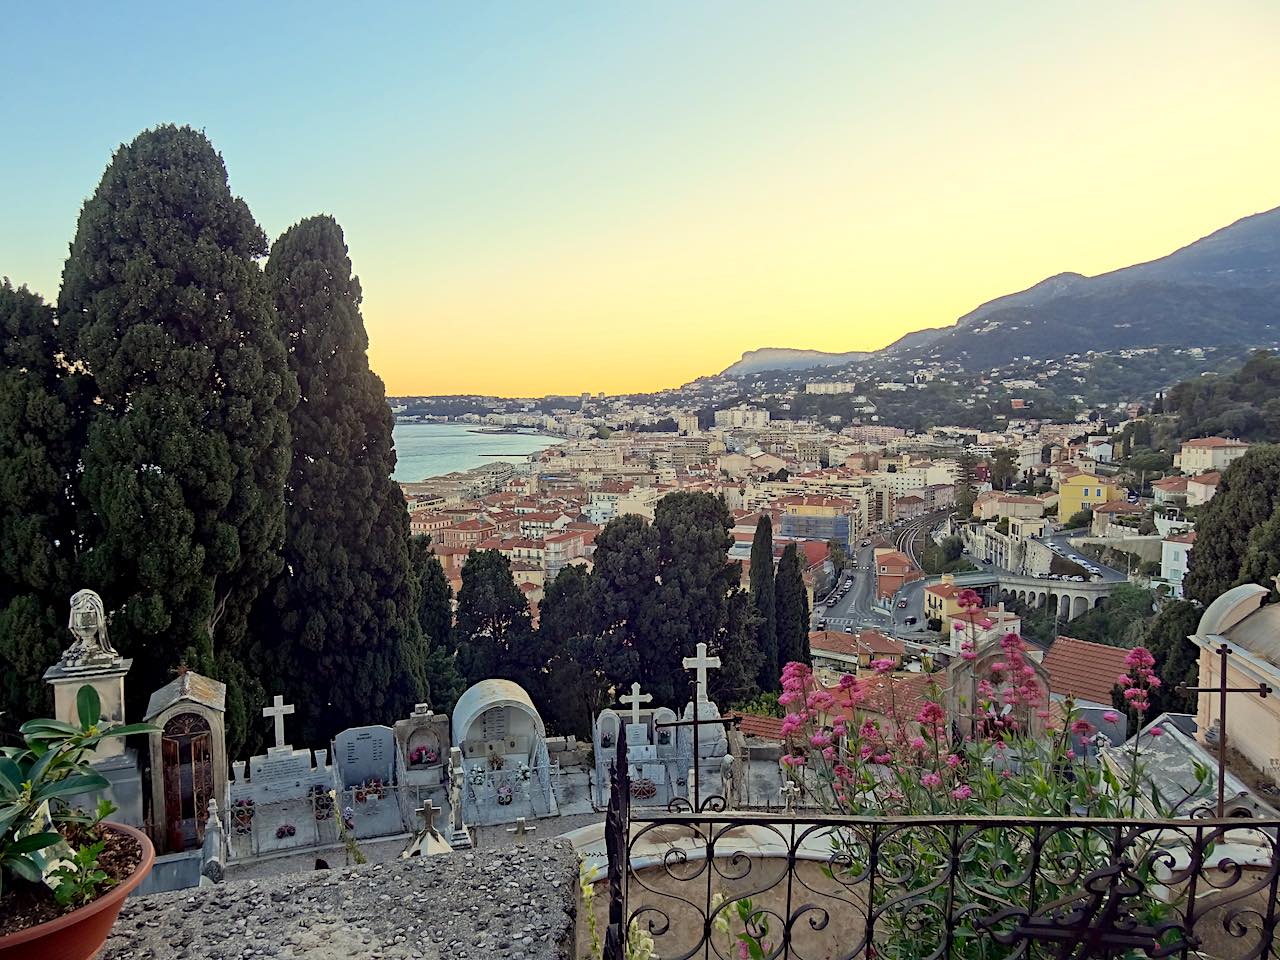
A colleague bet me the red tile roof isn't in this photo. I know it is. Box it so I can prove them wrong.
[810,629,905,658]
[1041,636,1132,707]
[726,712,787,740]
[1183,437,1247,448]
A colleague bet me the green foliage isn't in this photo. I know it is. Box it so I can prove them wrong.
[748,517,778,691]
[989,447,1018,490]
[1184,445,1280,603]
[537,565,617,738]
[0,685,154,899]
[454,550,536,686]
[954,453,978,517]
[774,544,810,668]
[50,839,110,907]
[59,126,297,753]
[591,514,663,696]
[250,215,419,746]
[0,283,87,722]
[920,535,974,575]
[730,691,783,718]
[1057,584,1156,648]
[1133,600,1199,716]
[408,536,465,715]
[1166,350,1280,444]
[1064,508,1094,530]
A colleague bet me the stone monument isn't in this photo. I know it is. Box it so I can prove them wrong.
[43,589,143,826]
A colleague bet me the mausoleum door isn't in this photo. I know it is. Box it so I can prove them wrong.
[161,713,214,852]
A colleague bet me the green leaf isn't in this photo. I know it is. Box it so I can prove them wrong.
[98,722,156,739]
[76,686,101,728]
[7,854,43,883]
[34,772,109,801]
[8,831,63,854]
[0,757,23,794]
[19,719,82,737]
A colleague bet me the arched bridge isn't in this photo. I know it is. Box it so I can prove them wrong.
[926,571,1120,621]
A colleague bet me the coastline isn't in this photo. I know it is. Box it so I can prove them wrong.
[391,420,566,483]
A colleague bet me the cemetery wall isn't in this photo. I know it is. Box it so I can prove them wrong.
[102,839,580,960]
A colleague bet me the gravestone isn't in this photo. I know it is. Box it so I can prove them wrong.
[333,725,404,839]
[394,703,451,821]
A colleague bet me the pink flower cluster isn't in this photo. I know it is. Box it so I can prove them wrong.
[1119,646,1160,715]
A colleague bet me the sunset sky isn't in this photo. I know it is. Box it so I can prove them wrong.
[4,2,1279,396]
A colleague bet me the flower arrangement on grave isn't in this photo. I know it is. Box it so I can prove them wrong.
[309,784,333,821]
[468,766,486,787]
[486,752,505,771]
[599,731,614,749]
[341,806,355,832]
[656,729,671,746]
[517,761,531,781]
[353,777,386,804]
[231,797,256,834]
[274,824,297,840]
[408,745,440,767]
[726,642,1193,960]
[630,777,658,800]
[496,783,514,805]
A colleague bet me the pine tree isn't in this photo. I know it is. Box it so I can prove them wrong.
[0,283,88,719]
[591,514,659,695]
[955,452,979,516]
[251,215,422,745]
[408,535,466,714]
[537,564,612,737]
[710,588,762,705]
[59,126,297,748]
[775,544,811,668]
[748,516,778,691]
[454,550,536,687]
[1184,446,1280,604]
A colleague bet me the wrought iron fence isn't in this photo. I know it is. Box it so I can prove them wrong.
[600,742,1280,959]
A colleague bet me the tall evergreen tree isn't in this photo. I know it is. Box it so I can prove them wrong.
[651,492,749,702]
[251,215,421,745]
[408,535,465,714]
[591,514,658,694]
[748,516,778,691]
[537,564,612,737]
[709,588,762,706]
[0,283,87,720]
[775,544,811,668]
[59,126,297,749]
[454,550,536,687]
[1184,445,1280,604]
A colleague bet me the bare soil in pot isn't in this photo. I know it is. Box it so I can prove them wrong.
[0,827,142,937]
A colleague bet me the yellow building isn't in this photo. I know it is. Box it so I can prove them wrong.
[924,575,968,629]
[1058,473,1123,522]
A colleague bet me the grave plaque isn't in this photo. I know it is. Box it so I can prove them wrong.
[625,723,650,746]
[334,725,396,787]
[248,749,311,789]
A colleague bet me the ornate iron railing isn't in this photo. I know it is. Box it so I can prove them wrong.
[601,744,1280,958]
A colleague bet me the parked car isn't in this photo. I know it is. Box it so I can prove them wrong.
[816,618,828,629]
[904,616,918,626]
[897,599,909,609]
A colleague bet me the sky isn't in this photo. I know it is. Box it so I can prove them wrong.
[3,3,1279,397]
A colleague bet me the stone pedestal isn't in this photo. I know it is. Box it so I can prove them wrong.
[43,657,133,761]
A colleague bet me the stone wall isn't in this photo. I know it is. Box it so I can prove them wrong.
[102,839,579,960]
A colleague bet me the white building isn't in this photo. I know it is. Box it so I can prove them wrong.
[804,382,864,396]
[1159,530,1196,599]
[1177,437,1249,474]
[714,406,771,429]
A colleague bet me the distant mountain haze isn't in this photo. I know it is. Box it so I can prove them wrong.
[720,205,1280,377]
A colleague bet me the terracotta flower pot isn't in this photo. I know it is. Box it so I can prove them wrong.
[0,821,155,960]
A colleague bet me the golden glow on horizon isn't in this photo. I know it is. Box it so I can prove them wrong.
[356,6,1280,397]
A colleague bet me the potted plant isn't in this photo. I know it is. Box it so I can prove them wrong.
[0,684,156,960]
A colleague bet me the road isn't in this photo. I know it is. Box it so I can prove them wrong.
[1037,533,1130,583]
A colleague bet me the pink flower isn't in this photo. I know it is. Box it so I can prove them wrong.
[1066,749,1076,760]
[1000,769,1013,779]
[810,732,832,748]
[1123,687,1145,702]
[874,753,892,764]
[951,784,972,801]
[915,702,945,726]
[1125,647,1155,670]
[945,753,962,768]
[807,690,835,711]
[872,658,895,675]
[780,713,805,736]
[921,772,942,788]
[778,691,797,706]
[1149,726,1165,738]
[1103,711,1119,724]
[739,941,751,960]
[1117,675,1133,687]
[860,744,875,760]
[909,736,926,751]
[781,753,807,766]
[837,674,859,691]
[822,746,835,761]
[1071,719,1095,736]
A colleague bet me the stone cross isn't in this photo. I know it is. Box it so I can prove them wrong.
[619,682,653,727]
[263,694,295,750]
[411,703,434,718]
[683,642,721,705]
[416,800,442,834]
[506,816,536,837]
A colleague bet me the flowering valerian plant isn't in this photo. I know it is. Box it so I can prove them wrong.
[754,634,1198,958]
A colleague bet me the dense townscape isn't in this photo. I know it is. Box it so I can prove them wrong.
[6,116,1280,959]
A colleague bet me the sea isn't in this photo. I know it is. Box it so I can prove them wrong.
[391,421,559,482]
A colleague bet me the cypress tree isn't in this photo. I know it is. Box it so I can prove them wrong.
[775,544,811,668]
[0,283,87,719]
[251,215,422,745]
[749,516,778,691]
[591,514,659,695]
[59,126,297,748]
[454,549,536,687]
[408,535,466,714]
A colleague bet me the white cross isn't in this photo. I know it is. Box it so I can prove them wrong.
[506,817,536,837]
[416,801,441,834]
[619,682,653,726]
[262,694,294,749]
[682,642,721,705]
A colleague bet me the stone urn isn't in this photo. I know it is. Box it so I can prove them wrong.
[0,821,155,960]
